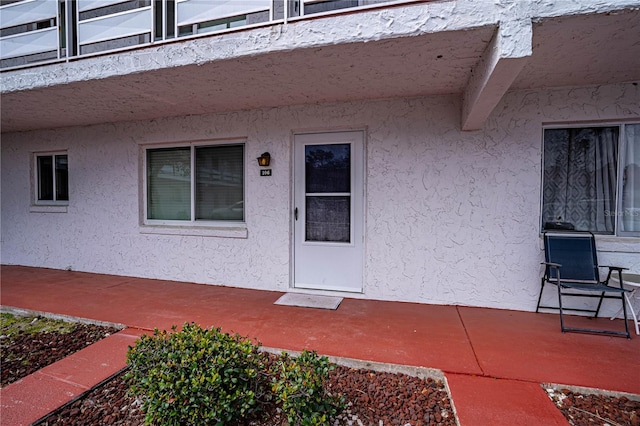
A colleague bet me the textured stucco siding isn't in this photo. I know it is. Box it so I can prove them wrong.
[2,82,639,315]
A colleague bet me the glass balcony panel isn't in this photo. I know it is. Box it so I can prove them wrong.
[0,27,57,59]
[303,0,359,15]
[79,0,134,13]
[80,34,150,55]
[0,0,419,68]
[176,0,271,27]
[79,0,151,20]
[0,0,57,30]
[78,6,152,46]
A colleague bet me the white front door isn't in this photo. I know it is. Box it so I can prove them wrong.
[293,131,364,292]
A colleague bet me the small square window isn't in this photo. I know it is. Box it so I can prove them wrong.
[35,152,69,204]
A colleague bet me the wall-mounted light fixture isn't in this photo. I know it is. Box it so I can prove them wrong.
[257,152,271,167]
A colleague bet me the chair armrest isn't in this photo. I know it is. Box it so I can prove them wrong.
[601,266,628,271]
[541,262,561,283]
[603,267,630,290]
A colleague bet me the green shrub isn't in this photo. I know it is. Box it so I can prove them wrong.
[270,350,345,426]
[125,323,268,425]
[126,323,344,425]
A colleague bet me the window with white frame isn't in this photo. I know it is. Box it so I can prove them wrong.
[35,152,69,204]
[542,123,640,236]
[145,143,244,223]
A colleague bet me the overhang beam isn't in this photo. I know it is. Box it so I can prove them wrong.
[461,19,532,131]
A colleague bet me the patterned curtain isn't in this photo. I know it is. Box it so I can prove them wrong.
[622,124,640,232]
[543,127,619,233]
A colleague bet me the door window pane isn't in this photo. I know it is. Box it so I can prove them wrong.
[196,145,244,221]
[542,127,619,233]
[147,147,191,220]
[305,144,350,193]
[306,196,350,242]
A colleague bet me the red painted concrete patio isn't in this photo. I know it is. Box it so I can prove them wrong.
[1,265,638,425]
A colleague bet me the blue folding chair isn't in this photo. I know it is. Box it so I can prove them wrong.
[536,231,631,338]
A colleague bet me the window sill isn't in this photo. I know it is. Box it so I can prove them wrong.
[538,234,640,254]
[594,235,640,254]
[30,205,68,213]
[139,224,248,239]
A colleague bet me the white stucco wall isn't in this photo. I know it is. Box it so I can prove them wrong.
[2,82,639,315]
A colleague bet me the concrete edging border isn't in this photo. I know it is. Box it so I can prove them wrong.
[0,305,126,330]
[542,382,640,402]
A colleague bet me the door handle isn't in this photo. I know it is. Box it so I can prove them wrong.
[294,208,298,221]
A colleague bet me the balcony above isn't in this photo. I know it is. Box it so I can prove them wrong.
[4,0,425,70]
[1,0,640,133]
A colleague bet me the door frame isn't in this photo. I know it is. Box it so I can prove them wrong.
[290,128,367,293]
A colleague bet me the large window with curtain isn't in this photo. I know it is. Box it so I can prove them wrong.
[145,142,244,223]
[542,123,639,236]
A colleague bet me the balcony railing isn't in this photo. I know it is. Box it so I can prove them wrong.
[0,0,411,70]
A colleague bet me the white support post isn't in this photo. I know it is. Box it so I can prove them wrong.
[461,19,532,131]
[65,0,71,58]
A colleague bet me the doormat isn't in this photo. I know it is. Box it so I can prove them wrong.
[274,293,343,310]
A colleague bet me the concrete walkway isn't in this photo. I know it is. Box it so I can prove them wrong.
[1,265,638,425]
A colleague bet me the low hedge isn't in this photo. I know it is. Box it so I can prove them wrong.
[126,323,344,425]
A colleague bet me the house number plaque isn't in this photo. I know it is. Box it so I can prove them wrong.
[260,169,272,176]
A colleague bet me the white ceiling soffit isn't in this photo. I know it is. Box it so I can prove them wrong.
[0,26,495,133]
[512,10,640,90]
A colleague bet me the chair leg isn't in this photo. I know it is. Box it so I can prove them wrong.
[614,270,631,338]
[557,284,566,333]
[621,290,631,339]
[536,278,546,313]
[594,291,606,318]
